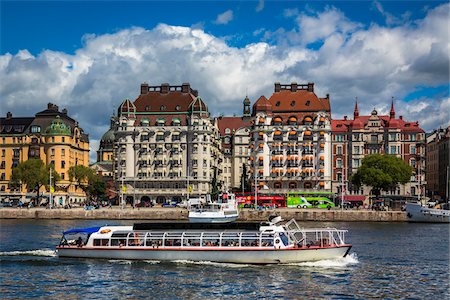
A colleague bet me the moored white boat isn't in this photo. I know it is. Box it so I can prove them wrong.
[406,202,450,223]
[57,217,352,264]
[188,193,239,223]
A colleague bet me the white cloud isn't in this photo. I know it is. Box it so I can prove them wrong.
[283,8,299,18]
[214,10,233,25]
[256,0,264,12]
[1,4,449,163]
[373,0,411,26]
[295,6,363,45]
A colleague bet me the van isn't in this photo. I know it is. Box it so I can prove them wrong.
[310,199,335,209]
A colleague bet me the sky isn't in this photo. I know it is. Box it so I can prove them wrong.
[1,0,449,162]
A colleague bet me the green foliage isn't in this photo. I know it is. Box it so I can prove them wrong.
[11,159,60,204]
[239,164,252,192]
[68,165,105,200]
[351,154,413,196]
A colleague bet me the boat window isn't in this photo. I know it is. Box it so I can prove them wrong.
[127,232,145,246]
[145,232,164,247]
[184,232,201,247]
[164,232,183,247]
[221,232,240,247]
[260,233,274,247]
[111,232,131,237]
[93,239,109,247]
[202,233,220,247]
[241,232,260,247]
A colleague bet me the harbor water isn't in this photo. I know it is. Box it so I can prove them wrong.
[1,219,448,299]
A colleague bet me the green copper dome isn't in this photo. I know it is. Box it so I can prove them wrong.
[44,116,71,136]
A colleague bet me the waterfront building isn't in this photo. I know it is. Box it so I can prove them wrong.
[216,97,252,191]
[0,104,90,205]
[110,83,222,204]
[248,82,332,192]
[426,126,450,200]
[331,99,426,197]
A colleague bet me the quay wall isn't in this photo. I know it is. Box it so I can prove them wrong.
[0,208,408,222]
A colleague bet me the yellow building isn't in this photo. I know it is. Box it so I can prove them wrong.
[0,103,90,206]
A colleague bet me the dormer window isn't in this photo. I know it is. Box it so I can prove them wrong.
[276,101,280,107]
[290,101,295,107]
[225,128,231,134]
[160,105,166,111]
[175,105,181,111]
[305,100,310,106]
[145,106,150,111]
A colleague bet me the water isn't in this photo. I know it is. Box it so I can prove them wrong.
[1,219,448,299]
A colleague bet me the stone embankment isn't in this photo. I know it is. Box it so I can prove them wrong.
[0,207,407,222]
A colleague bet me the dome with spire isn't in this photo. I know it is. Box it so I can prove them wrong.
[189,96,209,116]
[44,115,71,136]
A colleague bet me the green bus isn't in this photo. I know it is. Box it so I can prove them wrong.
[286,192,335,209]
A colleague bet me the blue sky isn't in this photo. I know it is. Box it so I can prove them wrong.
[1,1,442,54]
[1,1,449,162]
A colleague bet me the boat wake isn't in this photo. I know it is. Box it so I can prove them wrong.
[283,252,359,268]
[0,249,57,257]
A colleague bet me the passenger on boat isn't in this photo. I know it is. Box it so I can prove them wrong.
[76,237,83,247]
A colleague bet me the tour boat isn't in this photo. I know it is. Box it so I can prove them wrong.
[188,193,239,223]
[406,202,450,223]
[56,217,352,264]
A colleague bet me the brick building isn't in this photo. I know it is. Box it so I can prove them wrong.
[331,99,426,197]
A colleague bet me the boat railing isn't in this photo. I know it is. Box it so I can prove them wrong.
[93,227,347,249]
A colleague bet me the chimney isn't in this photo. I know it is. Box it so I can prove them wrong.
[161,83,169,94]
[192,90,199,97]
[140,82,149,95]
[399,116,403,120]
[291,82,298,92]
[6,112,12,119]
[182,83,190,93]
[47,103,53,109]
[307,82,314,92]
[326,93,329,99]
[62,108,68,115]
[274,82,281,93]
[344,116,348,120]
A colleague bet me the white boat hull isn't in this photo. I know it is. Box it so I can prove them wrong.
[57,245,351,264]
[188,216,238,223]
[406,203,450,223]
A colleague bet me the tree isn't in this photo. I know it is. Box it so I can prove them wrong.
[351,154,413,197]
[11,159,60,206]
[68,165,105,201]
[239,163,252,192]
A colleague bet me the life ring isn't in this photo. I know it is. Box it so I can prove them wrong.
[100,229,111,234]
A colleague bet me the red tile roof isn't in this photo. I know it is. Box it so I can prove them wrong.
[216,116,251,136]
[268,90,330,112]
[134,91,196,113]
[332,116,424,133]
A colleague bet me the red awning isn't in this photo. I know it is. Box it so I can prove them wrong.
[339,195,366,202]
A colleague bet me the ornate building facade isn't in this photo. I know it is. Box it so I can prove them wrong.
[331,100,426,197]
[426,126,449,200]
[108,83,222,204]
[248,82,332,193]
[0,103,90,204]
[216,97,252,191]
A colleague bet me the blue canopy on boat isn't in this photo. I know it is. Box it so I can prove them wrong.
[63,227,101,235]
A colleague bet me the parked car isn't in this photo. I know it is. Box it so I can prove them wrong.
[162,201,179,208]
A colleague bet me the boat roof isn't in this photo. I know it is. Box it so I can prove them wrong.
[63,226,102,235]
[133,222,260,231]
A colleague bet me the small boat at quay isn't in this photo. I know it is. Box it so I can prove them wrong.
[406,202,450,223]
[188,193,239,223]
[56,217,352,264]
